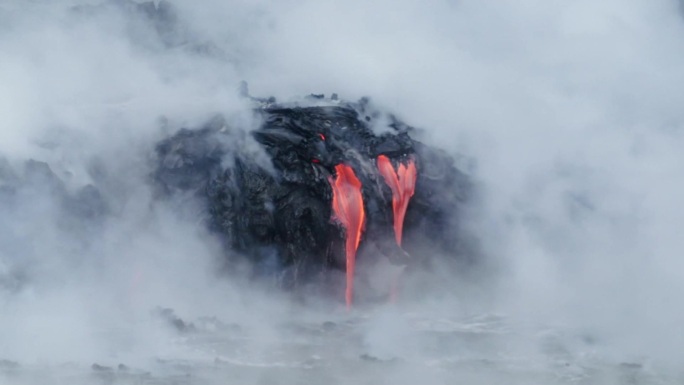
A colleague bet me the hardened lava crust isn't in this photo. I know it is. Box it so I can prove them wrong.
[154,94,472,304]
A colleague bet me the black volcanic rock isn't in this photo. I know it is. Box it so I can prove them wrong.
[154,96,472,295]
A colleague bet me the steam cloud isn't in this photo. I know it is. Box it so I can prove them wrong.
[1,0,684,383]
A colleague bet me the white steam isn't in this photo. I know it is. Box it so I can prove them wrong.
[1,0,684,382]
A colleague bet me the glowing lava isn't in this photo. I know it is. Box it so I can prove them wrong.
[328,164,366,309]
[377,155,417,246]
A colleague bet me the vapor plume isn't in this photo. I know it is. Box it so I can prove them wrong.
[1,0,684,383]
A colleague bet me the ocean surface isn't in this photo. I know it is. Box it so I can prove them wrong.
[2,307,682,385]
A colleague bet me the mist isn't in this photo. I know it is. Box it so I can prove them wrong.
[1,0,684,383]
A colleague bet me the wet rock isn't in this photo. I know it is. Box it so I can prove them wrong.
[91,363,113,371]
[359,354,398,363]
[154,307,196,333]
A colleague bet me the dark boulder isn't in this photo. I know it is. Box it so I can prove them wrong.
[154,96,472,303]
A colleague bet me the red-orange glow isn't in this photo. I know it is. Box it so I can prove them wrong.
[328,164,366,309]
[319,133,326,141]
[377,155,417,246]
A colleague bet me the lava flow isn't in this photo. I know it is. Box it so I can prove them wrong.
[328,164,366,309]
[377,155,417,246]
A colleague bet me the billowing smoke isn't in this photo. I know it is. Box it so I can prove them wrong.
[2,0,684,383]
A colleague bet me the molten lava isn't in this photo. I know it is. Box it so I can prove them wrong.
[377,155,417,246]
[328,164,366,309]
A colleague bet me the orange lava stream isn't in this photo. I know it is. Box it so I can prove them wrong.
[377,155,417,246]
[328,164,366,309]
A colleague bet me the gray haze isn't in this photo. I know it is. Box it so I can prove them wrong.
[1,0,684,384]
